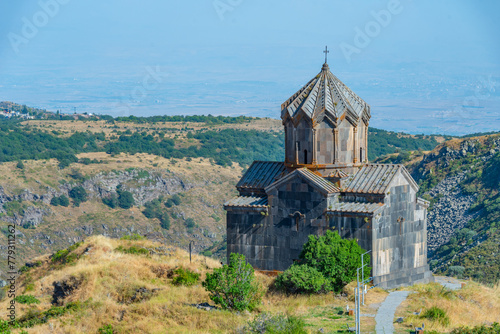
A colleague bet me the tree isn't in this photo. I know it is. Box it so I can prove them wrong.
[298,230,368,293]
[102,193,119,209]
[202,253,262,311]
[69,186,88,206]
[185,218,196,233]
[50,196,60,206]
[118,190,135,209]
[159,213,170,230]
[16,160,24,169]
[171,194,181,206]
[58,195,70,207]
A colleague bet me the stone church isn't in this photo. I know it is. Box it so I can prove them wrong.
[224,60,434,288]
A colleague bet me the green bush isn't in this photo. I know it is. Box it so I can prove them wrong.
[143,198,170,230]
[185,218,196,233]
[237,313,307,334]
[202,251,213,257]
[16,161,24,169]
[116,246,149,256]
[451,322,500,334]
[52,249,70,263]
[448,266,465,278]
[299,230,368,293]
[50,196,60,206]
[159,214,170,230]
[171,267,200,286]
[421,306,450,326]
[120,233,145,241]
[0,319,11,334]
[98,324,116,334]
[50,195,70,207]
[58,195,69,207]
[202,253,262,311]
[118,190,135,209]
[275,264,330,294]
[69,186,87,206]
[9,301,84,329]
[51,242,82,263]
[171,194,182,206]
[102,193,119,209]
[4,200,25,217]
[13,295,40,305]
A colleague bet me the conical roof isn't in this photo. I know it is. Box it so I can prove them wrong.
[281,63,370,126]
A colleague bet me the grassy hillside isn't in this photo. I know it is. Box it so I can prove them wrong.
[0,117,440,168]
[368,127,442,161]
[0,153,241,278]
[408,134,500,285]
[1,236,499,333]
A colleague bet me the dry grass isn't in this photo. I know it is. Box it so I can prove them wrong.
[1,236,499,333]
[395,282,500,333]
[0,153,241,280]
[1,236,245,334]
[0,236,385,334]
[21,118,283,141]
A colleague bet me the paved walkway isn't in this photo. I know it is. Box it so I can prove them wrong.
[374,291,411,334]
[434,276,462,290]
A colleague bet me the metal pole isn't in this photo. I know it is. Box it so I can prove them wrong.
[354,287,357,334]
[361,250,371,306]
[361,255,363,308]
[356,268,360,334]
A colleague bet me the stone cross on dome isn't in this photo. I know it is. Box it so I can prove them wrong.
[323,46,329,64]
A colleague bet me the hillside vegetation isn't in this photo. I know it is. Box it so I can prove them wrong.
[0,153,240,277]
[408,134,500,285]
[0,115,443,277]
[0,115,440,168]
[1,236,499,333]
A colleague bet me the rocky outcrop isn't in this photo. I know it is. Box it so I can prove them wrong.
[81,169,192,206]
[1,205,51,228]
[426,171,480,255]
[0,186,13,209]
[0,169,198,226]
[412,137,500,256]
[52,275,84,305]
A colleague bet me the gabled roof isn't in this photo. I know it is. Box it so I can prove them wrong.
[265,168,339,195]
[224,196,268,208]
[326,202,385,214]
[327,169,349,179]
[343,164,419,194]
[281,63,370,126]
[237,161,287,193]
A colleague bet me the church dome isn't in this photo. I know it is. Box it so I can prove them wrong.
[281,63,370,126]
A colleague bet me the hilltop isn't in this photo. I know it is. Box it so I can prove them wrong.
[1,235,499,333]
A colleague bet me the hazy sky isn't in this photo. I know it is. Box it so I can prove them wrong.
[0,0,499,134]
